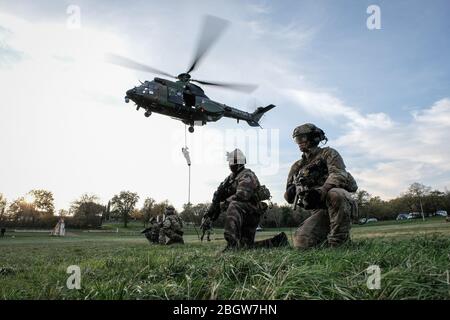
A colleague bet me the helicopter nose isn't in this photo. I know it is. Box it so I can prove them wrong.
[126,88,136,97]
[125,88,136,103]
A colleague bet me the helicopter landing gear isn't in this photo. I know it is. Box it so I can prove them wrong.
[144,111,152,117]
[136,105,140,111]
[125,96,130,103]
[188,126,194,133]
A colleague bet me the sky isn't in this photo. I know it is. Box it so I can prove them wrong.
[1,0,450,211]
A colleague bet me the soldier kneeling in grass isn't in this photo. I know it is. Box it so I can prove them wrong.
[204,149,289,251]
[159,206,184,245]
[285,124,359,249]
[141,217,161,244]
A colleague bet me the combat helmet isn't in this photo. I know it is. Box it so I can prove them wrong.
[226,148,246,165]
[292,123,327,146]
[165,205,175,215]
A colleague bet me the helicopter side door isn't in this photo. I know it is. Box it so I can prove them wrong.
[167,87,184,106]
[157,85,168,105]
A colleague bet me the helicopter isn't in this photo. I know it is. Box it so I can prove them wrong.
[106,15,275,133]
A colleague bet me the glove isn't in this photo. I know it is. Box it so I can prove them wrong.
[285,184,297,204]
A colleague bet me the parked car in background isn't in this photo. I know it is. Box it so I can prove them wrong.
[435,210,448,217]
[359,217,378,224]
[407,212,422,219]
[396,213,409,220]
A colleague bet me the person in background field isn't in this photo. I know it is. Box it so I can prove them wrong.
[159,206,184,245]
[200,216,212,242]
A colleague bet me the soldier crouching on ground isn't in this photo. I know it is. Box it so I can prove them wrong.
[204,149,289,251]
[141,217,161,244]
[159,206,184,245]
[285,124,358,249]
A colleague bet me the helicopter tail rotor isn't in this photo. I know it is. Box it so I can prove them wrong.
[247,104,276,127]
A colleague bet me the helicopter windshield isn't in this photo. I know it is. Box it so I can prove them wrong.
[188,83,207,97]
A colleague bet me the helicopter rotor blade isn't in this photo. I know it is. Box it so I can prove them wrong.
[191,79,258,93]
[186,15,230,74]
[105,53,176,79]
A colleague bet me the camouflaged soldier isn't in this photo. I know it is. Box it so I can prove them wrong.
[205,149,288,250]
[159,206,184,245]
[285,124,358,248]
[200,216,212,242]
[141,217,160,244]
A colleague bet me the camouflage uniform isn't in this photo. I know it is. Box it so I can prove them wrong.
[159,206,184,245]
[200,217,212,242]
[285,124,358,249]
[206,149,288,250]
[222,166,262,247]
[142,218,160,244]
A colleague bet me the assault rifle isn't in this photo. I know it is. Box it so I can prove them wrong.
[293,157,328,210]
[205,176,233,221]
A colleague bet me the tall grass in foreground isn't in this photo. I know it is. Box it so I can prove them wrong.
[1,233,450,299]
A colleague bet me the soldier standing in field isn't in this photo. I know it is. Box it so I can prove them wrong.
[200,216,212,242]
[204,149,289,250]
[159,206,184,245]
[285,124,358,248]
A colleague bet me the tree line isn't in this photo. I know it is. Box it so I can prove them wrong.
[0,182,448,229]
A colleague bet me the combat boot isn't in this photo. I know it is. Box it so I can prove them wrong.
[166,238,184,245]
[251,232,290,249]
[271,232,289,247]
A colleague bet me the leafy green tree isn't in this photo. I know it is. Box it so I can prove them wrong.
[70,194,104,227]
[142,197,156,227]
[180,203,207,225]
[30,189,55,215]
[152,200,170,221]
[354,190,371,221]
[111,191,139,227]
[103,200,111,222]
[58,209,69,217]
[7,196,40,225]
[0,193,7,222]
[130,208,143,221]
[405,182,431,220]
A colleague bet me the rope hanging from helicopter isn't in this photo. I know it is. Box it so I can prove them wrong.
[182,125,192,205]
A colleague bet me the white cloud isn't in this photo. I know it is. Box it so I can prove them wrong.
[286,88,450,198]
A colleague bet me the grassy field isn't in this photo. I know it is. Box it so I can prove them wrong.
[1,217,449,300]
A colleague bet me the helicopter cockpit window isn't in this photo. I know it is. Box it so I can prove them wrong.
[168,87,184,105]
[141,87,154,95]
